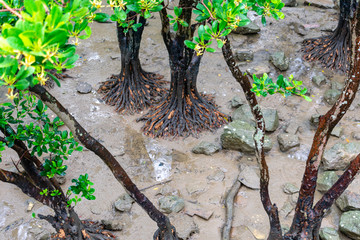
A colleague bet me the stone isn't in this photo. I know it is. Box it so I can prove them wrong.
[192,141,220,156]
[310,114,321,127]
[232,105,279,132]
[283,0,297,7]
[26,199,35,212]
[280,197,295,218]
[283,183,299,194]
[186,184,205,195]
[235,50,254,62]
[54,174,66,185]
[114,193,134,212]
[269,52,289,71]
[101,219,123,231]
[184,203,213,220]
[207,169,225,182]
[353,132,360,140]
[170,214,199,240]
[76,82,92,94]
[312,73,327,87]
[322,142,360,170]
[317,171,339,193]
[285,122,299,135]
[247,65,271,79]
[290,22,307,36]
[331,81,344,91]
[90,205,102,215]
[28,219,55,240]
[159,196,185,214]
[330,126,343,138]
[230,225,256,240]
[340,211,360,239]
[304,0,335,9]
[324,89,341,105]
[221,120,273,154]
[238,165,260,190]
[232,21,260,35]
[319,227,340,240]
[336,190,360,212]
[277,134,300,152]
[231,96,245,108]
[172,150,189,162]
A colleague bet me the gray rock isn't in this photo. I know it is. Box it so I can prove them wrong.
[235,50,254,62]
[114,193,134,212]
[207,169,225,182]
[101,219,123,231]
[231,96,245,108]
[171,214,199,240]
[76,82,92,94]
[285,122,299,135]
[290,22,307,36]
[232,105,279,132]
[280,196,296,218]
[172,150,189,162]
[340,211,360,239]
[317,171,339,192]
[247,65,271,79]
[312,73,327,87]
[277,134,300,152]
[28,219,54,240]
[336,190,360,212]
[159,196,185,214]
[186,184,205,195]
[270,52,289,71]
[353,132,360,140]
[283,183,299,194]
[322,142,360,170]
[331,81,344,91]
[184,203,214,220]
[192,141,220,156]
[324,89,341,105]
[283,0,297,7]
[331,127,343,138]
[230,225,256,240]
[90,205,102,215]
[221,120,273,154]
[304,0,335,8]
[232,21,260,35]
[238,165,260,190]
[26,198,35,212]
[54,174,66,185]
[310,114,321,127]
[319,227,340,240]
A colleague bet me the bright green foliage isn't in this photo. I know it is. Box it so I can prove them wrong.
[185,0,284,55]
[67,173,96,206]
[251,73,312,102]
[168,6,189,32]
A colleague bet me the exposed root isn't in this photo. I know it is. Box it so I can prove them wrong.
[302,20,351,72]
[98,70,166,114]
[51,220,116,240]
[138,90,230,138]
[153,225,179,240]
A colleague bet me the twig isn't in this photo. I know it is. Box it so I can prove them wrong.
[222,175,241,240]
[140,179,172,191]
[0,0,22,19]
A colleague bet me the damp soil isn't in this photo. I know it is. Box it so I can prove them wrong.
[1,1,360,239]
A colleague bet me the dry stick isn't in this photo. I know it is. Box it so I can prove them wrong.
[221,176,241,240]
[29,85,177,239]
[290,7,360,235]
[140,179,172,192]
[0,0,22,19]
[222,37,282,239]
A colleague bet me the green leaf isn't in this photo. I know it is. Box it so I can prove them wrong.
[174,7,182,17]
[206,47,215,53]
[184,40,196,49]
[173,22,178,31]
[303,95,312,102]
[144,11,151,19]
[14,79,30,90]
[94,13,110,23]
[150,5,163,12]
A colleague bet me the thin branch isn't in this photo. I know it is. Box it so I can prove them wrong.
[0,0,22,19]
[140,179,172,191]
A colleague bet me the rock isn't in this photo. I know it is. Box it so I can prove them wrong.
[238,165,260,190]
[317,171,339,192]
[336,190,360,212]
[283,183,299,194]
[322,142,360,170]
[232,21,260,35]
[324,89,341,105]
[186,184,205,196]
[331,81,344,91]
[331,126,343,138]
[90,205,102,215]
[159,196,185,214]
[184,203,213,220]
[290,22,307,36]
[280,196,296,218]
[235,50,254,62]
[304,0,335,8]
[192,141,220,156]
[310,114,321,127]
[270,52,289,71]
[207,169,225,182]
[170,214,199,240]
[277,134,300,152]
[230,225,256,240]
[76,82,92,94]
[114,193,134,212]
[156,185,179,196]
[231,96,245,108]
[221,120,273,154]
[283,0,297,7]
[232,105,279,132]
[28,219,55,240]
[319,227,340,240]
[54,174,66,185]
[26,199,35,212]
[285,121,299,135]
[172,150,189,162]
[353,132,360,140]
[312,73,327,87]
[340,211,360,239]
[101,219,123,231]
[247,65,271,79]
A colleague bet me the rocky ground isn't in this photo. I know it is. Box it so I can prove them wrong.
[1,0,360,239]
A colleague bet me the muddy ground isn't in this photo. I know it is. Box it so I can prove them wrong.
[1,1,360,239]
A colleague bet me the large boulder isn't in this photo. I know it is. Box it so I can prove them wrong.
[221,120,273,154]
[322,142,360,170]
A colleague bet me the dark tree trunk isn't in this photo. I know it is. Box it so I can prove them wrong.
[138,0,229,138]
[99,14,165,114]
[302,0,357,72]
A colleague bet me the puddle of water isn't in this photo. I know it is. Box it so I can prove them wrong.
[145,138,172,181]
